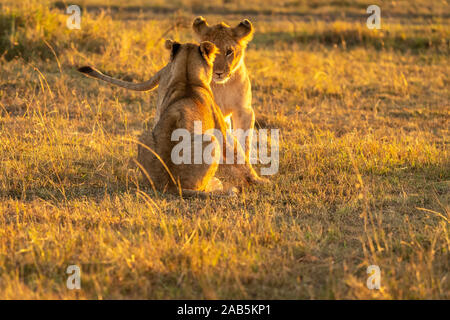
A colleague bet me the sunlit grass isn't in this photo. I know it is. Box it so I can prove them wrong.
[0,0,448,299]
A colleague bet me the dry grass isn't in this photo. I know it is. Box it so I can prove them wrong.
[0,0,448,299]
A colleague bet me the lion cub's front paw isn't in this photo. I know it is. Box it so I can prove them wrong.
[205,177,224,192]
[251,176,271,185]
[227,186,239,197]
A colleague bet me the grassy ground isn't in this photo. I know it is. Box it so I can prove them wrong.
[0,0,448,299]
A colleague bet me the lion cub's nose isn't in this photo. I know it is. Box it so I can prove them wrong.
[215,72,224,77]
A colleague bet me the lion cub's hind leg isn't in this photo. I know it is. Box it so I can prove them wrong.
[205,177,223,192]
[181,178,238,198]
[137,130,172,191]
[176,134,237,198]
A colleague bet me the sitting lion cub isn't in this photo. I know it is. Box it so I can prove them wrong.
[79,40,267,197]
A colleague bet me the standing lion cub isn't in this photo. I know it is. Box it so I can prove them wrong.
[192,17,256,160]
[79,40,268,197]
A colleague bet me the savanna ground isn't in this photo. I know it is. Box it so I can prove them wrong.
[0,0,448,299]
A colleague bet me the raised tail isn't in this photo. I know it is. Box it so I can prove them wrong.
[78,65,164,91]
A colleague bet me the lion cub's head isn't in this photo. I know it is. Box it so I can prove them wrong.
[163,39,218,86]
[192,16,254,84]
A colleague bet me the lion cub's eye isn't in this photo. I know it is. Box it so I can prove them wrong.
[226,49,234,56]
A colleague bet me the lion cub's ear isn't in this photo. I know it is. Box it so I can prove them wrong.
[165,39,181,60]
[233,19,254,43]
[193,16,210,37]
[199,41,218,63]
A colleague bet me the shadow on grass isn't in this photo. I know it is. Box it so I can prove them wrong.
[52,2,450,21]
[252,30,449,53]
[1,4,447,62]
[0,10,107,61]
[0,150,142,203]
[0,184,133,203]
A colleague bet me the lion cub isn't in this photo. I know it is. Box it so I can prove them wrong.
[192,17,256,160]
[80,40,267,196]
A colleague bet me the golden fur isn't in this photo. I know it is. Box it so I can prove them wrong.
[79,17,258,160]
[192,17,256,159]
[79,40,268,197]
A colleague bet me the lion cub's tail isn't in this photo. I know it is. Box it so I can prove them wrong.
[78,65,163,91]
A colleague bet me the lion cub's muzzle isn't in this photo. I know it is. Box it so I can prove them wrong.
[213,72,231,84]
